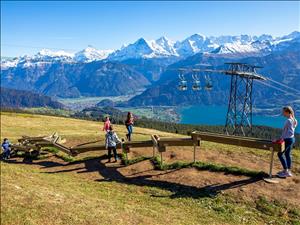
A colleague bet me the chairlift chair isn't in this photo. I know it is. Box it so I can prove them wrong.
[204,75,213,91]
[192,80,201,91]
[178,70,188,91]
[192,70,201,91]
[178,80,188,91]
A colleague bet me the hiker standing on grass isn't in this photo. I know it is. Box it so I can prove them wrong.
[277,106,298,178]
[125,112,134,141]
[1,138,11,160]
[105,125,121,163]
[103,116,111,133]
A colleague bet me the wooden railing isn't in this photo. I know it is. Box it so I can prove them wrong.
[10,131,285,182]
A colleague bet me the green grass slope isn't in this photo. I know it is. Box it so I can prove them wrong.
[1,112,300,225]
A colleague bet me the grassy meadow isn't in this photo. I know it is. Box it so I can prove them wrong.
[1,112,300,225]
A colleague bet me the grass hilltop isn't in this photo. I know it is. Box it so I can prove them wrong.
[1,112,300,225]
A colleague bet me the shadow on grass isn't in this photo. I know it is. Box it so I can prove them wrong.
[4,155,262,199]
[5,158,65,168]
[94,159,261,199]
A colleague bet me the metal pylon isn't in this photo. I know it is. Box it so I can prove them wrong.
[176,62,265,136]
[224,63,257,136]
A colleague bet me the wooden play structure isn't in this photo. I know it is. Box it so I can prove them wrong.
[9,131,285,183]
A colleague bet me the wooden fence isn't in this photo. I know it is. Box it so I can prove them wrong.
[9,131,285,182]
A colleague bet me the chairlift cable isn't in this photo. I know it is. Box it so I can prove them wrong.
[265,77,300,94]
[257,80,300,98]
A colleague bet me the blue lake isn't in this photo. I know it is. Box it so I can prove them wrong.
[179,105,299,132]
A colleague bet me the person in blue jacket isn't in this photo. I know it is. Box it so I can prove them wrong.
[1,138,11,160]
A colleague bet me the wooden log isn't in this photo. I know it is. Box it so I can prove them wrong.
[33,141,54,146]
[122,140,153,149]
[72,140,102,147]
[71,144,108,152]
[18,137,46,143]
[192,131,270,142]
[11,145,31,151]
[191,131,284,152]
[11,144,39,152]
[158,138,200,147]
[151,135,158,157]
[52,142,72,155]
[193,143,197,163]
[71,141,132,154]
[151,135,158,147]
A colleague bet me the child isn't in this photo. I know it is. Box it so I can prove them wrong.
[105,125,121,163]
[277,106,298,178]
[103,116,111,133]
[125,112,134,141]
[1,138,11,160]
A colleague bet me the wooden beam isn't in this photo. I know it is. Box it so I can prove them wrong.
[151,135,158,147]
[72,140,102,147]
[52,140,72,155]
[151,135,158,157]
[71,144,108,152]
[34,141,55,147]
[191,131,284,152]
[11,145,30,151]
[158,138,200,147]
[122,140,153,149]
[71,141,125,151]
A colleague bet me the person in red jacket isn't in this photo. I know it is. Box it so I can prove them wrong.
[125,112,134,141]
[103,116,111,133]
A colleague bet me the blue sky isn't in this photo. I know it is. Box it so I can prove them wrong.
[1,1,299,57]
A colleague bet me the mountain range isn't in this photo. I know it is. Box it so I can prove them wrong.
[1,31,299,108]
[2,31,299,66]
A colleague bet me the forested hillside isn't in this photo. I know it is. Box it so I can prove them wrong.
[0,87,64,109]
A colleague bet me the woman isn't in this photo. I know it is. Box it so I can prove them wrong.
[103,116,111,133]
[277,106,297,178]
[125,112,134,141]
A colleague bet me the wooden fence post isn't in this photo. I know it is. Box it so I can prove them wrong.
[263,147,279,183]
[193,143,196,163]
[268,147,275,178]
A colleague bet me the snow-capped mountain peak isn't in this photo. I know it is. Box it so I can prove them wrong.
[154,36,178,56]
[108,36,179,60]
[189,33,206,41]
[280,31,300,40]
[74,46,113,62]
[175,33,213,56]
[156,36,169,43]
[211,41,256,54]
[2,31,299,69]
[108,38,154,60]
[37,49,74,58]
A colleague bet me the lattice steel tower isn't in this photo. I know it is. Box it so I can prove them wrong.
[224,63,266,136]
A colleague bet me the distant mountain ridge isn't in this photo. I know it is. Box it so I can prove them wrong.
[2,31,299,68]
[1,31,299,101]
